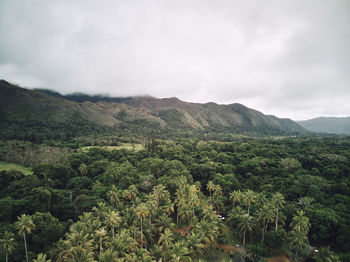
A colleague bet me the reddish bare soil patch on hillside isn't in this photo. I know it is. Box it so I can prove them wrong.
[173,225,191,236]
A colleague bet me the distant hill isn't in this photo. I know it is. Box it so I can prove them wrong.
[298,117,350,134]
[0,80,307,142]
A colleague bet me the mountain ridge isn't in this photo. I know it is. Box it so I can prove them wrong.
[0,80,307,141]
[298,116,350,134]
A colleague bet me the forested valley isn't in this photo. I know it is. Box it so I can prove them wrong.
[1,135,349,262]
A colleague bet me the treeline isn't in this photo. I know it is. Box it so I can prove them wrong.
[0,136,349,261]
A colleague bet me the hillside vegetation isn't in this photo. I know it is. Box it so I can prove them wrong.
[0,80,307,144]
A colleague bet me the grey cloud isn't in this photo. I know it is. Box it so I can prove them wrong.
[0,0,349,120]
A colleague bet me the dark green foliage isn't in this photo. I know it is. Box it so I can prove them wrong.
[0,135,350,260]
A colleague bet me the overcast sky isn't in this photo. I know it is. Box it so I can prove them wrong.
[0,0,349,120]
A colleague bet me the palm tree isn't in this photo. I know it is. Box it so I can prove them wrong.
[149,244,163,261]
[16,214,35,262]
[272,192,285,230]
[238,214,255,247]
[206,181,215,198]
[242,190,256,216]
[107,185,119,208]
[255,192,267,208]
[61,246,96,262]
[158,228,174,250]
[176,199,191,226]
[290,210,310,233]
[33,253,51,262]
[0,231,15,262]
[186,232,206,258]
[156,213,175,234]
[201,204,217,222]
[62,231,94,251]
[107,229,135,257]
[151,184,170,207]
[135,203,150,246]
[105,211,121,238]
[188,184,200,218]
[258,204,274,244]
[288,230,308,262]
[92,202,108,223]
[229,190,242,209]
[99,248,120,262]
[95,228,107,257]
[128,247,153,262]
[163,200,175,216]
[167,241,192,262]
[128,185,138,205]
[227,205,244,228]
[194,220,219,247]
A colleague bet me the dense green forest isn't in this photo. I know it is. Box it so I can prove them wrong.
[0,135,349,262]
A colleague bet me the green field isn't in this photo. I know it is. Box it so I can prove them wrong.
[79,143,144,152]
[0,161,33,175]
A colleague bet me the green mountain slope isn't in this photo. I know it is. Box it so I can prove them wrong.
[0,80,107,142]
[0,80,307,141]
[298,117,350,134]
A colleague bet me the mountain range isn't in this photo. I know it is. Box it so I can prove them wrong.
[0,80,307,141]
[298,117,350,134]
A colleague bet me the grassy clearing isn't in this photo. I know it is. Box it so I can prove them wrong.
[0,161,33,175]
[79,143,144,152]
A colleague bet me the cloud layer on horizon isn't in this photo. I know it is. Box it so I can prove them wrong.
[0,0,349,120]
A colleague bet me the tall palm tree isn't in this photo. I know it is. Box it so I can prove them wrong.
[33,253,51,262]
[95,228,107,257]
[128,185,138,205]
[272,192,285,230]
[188,184,200,219]
[258,204,274,244]
[135,203,150,246]
[290,210,311,233]
[229,190,242,209]
[0,231,15,262]
[16,214,35,262]
[107,185,119,208]
[211,185,223,213]
[238,214,255,247]
[151,184,170,207]
[255,192,267,208]
[105,211,121,238]
[206,181,215,198]
[242,190,256,216]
